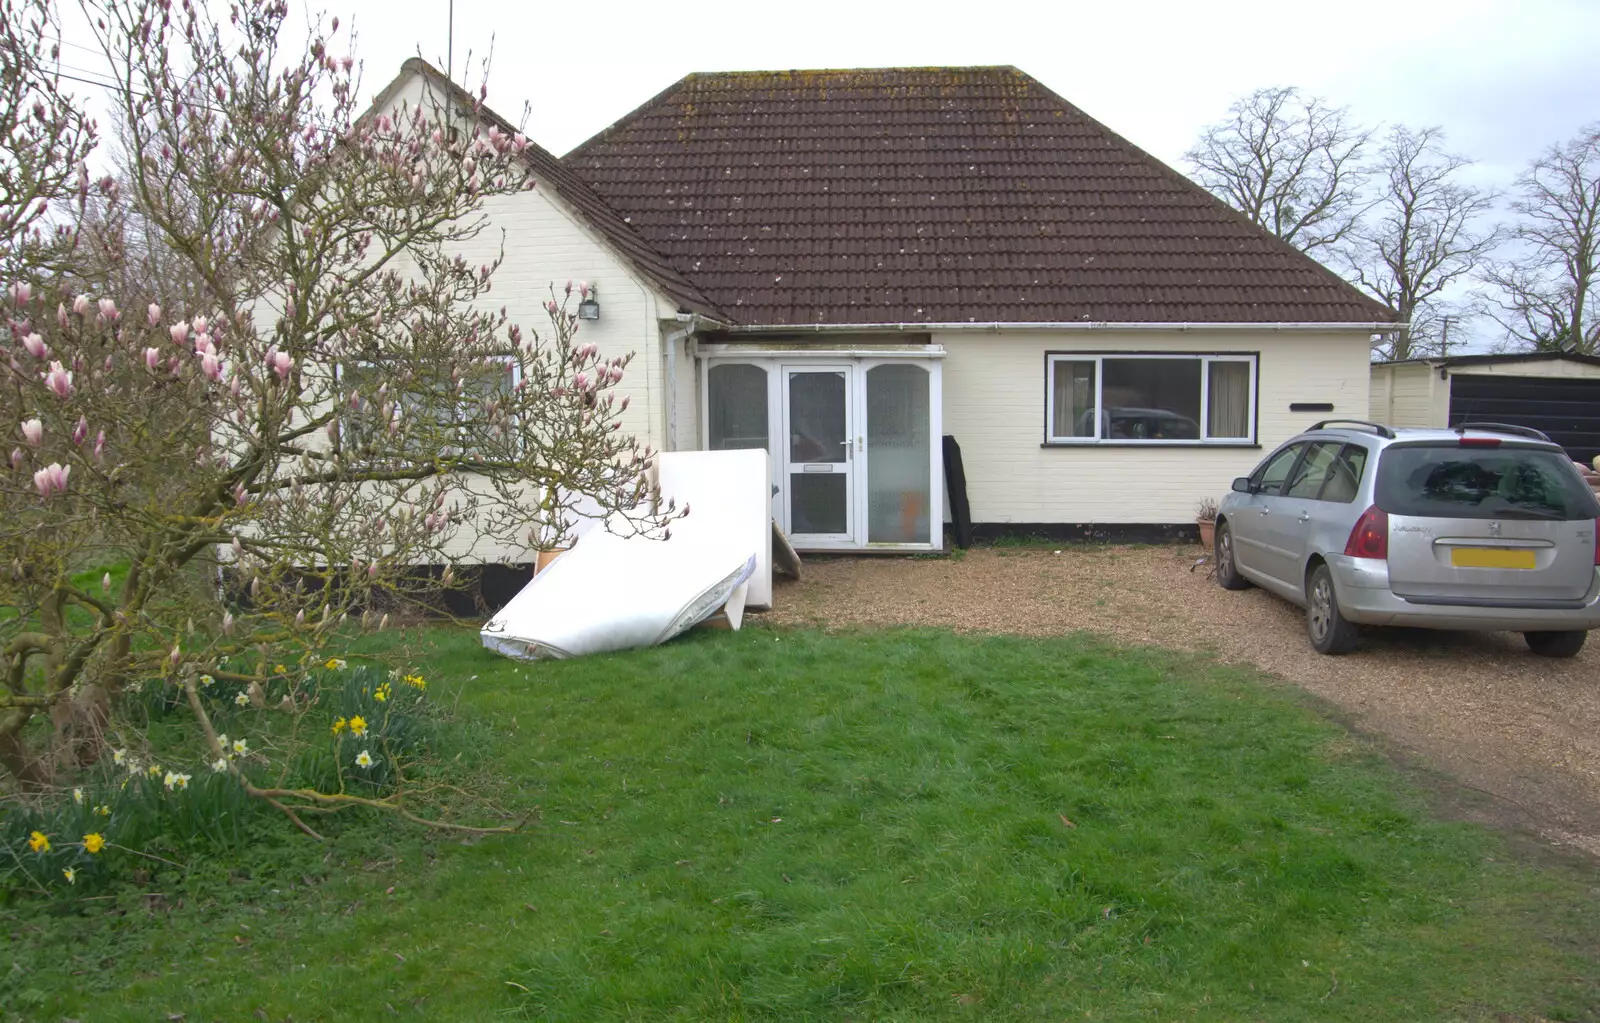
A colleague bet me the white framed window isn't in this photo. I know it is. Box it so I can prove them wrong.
[1045,352,1257,445]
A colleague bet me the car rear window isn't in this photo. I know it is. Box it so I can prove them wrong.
[1375,444,1600,520]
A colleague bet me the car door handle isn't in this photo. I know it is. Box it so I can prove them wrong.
[1258,507,1270,516]
[1298,512,1311,523]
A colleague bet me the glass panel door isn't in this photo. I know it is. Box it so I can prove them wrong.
[866,364,931,543]
[783,366,853,542]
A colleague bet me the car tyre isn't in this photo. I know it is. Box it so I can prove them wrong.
[1306,563,1359,655]
[1214,521,1250,591]
[1524,630,1587,658]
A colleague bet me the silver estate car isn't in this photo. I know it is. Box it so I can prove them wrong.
[1213,420,1600,657]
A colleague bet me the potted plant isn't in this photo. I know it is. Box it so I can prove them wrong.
[1195,496,1219,549]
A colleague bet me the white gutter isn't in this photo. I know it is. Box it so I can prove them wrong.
[719,320,1406,334]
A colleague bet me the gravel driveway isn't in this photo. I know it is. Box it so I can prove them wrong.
[766,545,1600,857]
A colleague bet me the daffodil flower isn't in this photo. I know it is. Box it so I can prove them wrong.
[331,716,347,736]
[163,771,191,791]
[349,715,368,738]
[235,691,250,707]
[231,738,248,756]
[148,764,162,777]
[63,867,76,884]
[72,787,84,804]
[83,833,105,854]
[355,750,374,768]
[211,757,229,772]
[28,831,50,853]
[325,657,348,671]
[112,748,126,766]
[199,674,215,687]
[94,805,111,817]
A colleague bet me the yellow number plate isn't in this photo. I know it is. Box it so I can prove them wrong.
[1450,547,1536,569]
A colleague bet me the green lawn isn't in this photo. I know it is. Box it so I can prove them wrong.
[5,627,1599,1021]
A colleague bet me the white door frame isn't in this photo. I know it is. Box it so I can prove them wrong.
[701,349,945,552]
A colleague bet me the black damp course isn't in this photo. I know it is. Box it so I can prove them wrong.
[218,563,537,621]
[965,522,1201,546]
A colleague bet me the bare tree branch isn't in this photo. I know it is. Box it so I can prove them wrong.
[1186,86,1374,257]
[1481,124,1600,353]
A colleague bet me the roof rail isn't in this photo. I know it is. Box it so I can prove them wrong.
[1453,421,1553,442]
[1309,419,1396,439]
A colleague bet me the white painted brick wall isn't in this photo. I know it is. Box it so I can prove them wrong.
[936,329,1373,524]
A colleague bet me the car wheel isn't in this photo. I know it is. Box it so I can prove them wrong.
[1524,630,1587,658]
[1214,522,1250,591]
[1306,564,1359,655]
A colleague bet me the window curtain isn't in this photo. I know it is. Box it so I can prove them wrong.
[1207,362,1250,438]
[1052,361,1096,438]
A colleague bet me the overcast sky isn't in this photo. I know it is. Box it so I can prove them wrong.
[53,0,1600,348]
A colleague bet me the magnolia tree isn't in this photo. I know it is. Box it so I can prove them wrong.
[1,0,676,829]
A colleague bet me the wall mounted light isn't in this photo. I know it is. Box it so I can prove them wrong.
[577,283,600,321]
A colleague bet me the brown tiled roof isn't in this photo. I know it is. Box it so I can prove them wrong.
[385,60,723,319]
[564,67,1396,328]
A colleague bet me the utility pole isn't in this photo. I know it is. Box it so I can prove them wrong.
[447,0,454,81]
[1440,315,1456,358]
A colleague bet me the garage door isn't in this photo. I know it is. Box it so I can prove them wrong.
[1449,374,1600,465]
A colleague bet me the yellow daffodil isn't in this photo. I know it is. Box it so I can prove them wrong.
[163,771,191,791]
[72,787,84,804]
[112,748,126,766]
[83,833,105,854]
[62,867,76,884]
[94,804,111,817]
[199,674,215,687]
[325,657,348,671]
[331,716,347,736]
[234,691,250,707]
[274,664,286,674]
[374,684,389,703]
[349,715,368,738]
[147,764,162,777]
[355,750,374,768]
[403,674,425,690]
[28,831,50,853]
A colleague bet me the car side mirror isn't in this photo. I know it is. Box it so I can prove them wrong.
[1231,477,1253,494]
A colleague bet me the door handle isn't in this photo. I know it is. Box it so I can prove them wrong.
[1258,507,1270,516]
[1298,512,1311,523]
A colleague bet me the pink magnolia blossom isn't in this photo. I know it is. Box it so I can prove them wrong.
[7,283,29,305]
[169,322,189,347]
[271,351,293,379]
[234,484,248,506]
[147,303,162,326]
[578,281,590,298]
[72,295,89,316]
[573,373,591,391]
[222,610,235,636]
[169,644,181,667]
[200,351,222,381]
[20,419,42,446]
[101,572,111,593]
[32,462,69,498]
[92,431,105,462]
[96,298,118,321]
[193,315,209,336]
[22,333,47,359]
[55,303,67,328]
[144,347,161,371]
[44,361,72,399]
[294,609,305,627]
[229,376,242,398]
[71,417,87,446]
[10,449,22,470]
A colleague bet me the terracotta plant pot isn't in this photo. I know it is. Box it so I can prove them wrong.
[1197,518,1216,549]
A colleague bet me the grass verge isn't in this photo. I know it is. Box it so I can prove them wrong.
[4,626,1598,1021]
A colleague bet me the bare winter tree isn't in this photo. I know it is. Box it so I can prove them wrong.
[1347,126,1502,362]
[1482,124,1600,353]
[1186,86,1374,257]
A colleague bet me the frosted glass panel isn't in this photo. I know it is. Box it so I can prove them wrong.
[788,371,847,463]
[790,474,847,534]
[866,364,931,544]
[707,364,769,451]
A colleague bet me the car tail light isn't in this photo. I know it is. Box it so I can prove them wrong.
[1458,436,1501,447]
[1344,505,1389,560]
